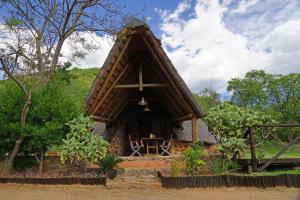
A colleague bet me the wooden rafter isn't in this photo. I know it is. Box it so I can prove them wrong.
[114,83,168,88]
[142,53,187,115]
[90,115,113,123]
[173,114,193,122]
[101,65,136,118]
[141,33,196,115]
[139,64,143,91]
[91,59,132,115]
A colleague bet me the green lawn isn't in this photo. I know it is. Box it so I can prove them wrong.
[244,140,300,159]
[234,170,300,176]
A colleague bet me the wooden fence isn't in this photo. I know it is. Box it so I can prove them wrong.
[159,173,300,188]
[247,124,300,172]
[0,177,106,185]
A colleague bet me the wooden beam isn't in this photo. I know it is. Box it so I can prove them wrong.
[89,36,132,114]
[107,90,131,119]
[192,117,198,144]
[249,127,258,172]
[91,60,132,115]
[114,83,168,88]
[139,64,143,91]
[90,115,113,123]
[173,114,193,122]
[140,34,193,114]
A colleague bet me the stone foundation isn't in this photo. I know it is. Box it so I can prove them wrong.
[171,139,190,154]
[118,155,185,170]
[107,126,124,155]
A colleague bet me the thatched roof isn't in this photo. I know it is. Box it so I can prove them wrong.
[173,119,218,144]
[85,18,203,123]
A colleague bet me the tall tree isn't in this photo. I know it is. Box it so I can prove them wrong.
[194,88,220,115]
[0,0,126,174]
[227,70,300,123]
[0,70,80,173]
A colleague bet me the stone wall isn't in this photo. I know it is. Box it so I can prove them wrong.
[171,139,190,154]
[107,126,124,155]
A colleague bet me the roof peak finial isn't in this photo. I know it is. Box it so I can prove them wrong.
[125,17,148,28]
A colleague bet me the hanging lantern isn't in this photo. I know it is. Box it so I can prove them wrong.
[138,97,148,106]
[143,105,150,112]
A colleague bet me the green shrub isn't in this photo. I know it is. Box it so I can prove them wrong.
[219,137,247,159]
[256,149,266,160]
[184,145,206,176]
[59,115,109,164]
[13,156,39,172]
[170,161,181,177]
[98,154,122,179]
[211,158,241,175]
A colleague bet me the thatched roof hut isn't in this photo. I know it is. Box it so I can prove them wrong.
[86,18,216,155]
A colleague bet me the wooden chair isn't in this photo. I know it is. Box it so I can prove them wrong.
[160,137,172,156]
[128,135,144,157]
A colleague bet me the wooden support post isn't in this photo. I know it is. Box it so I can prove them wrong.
[249,127,258,172]
[192,117,198,144]
[139,64,143,91]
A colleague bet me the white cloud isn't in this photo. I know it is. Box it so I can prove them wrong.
[231,0,259,14]
[61,32,113,68]
[156,0,300,93]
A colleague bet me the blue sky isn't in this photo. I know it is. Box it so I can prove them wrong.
[1,0,300,99]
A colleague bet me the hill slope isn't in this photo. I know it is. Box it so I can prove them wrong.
[66,68,99,109]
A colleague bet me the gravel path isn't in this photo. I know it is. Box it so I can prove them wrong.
[0,184,299,200]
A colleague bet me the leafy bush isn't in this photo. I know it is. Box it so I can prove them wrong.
[219,137,247,159]
[205,103,275,158]
[13,156,39,172]
[256,149,266,160]
[211,158,241,175]
[59,115,109,164]
[0,72,80,159]
[98,154,122,179]
[184,145,206,176]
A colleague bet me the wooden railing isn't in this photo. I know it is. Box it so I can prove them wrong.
[247,124,300,172]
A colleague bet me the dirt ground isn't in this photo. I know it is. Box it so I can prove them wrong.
[0,184,299,200]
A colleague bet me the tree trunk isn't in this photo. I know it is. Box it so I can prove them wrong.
[5,93,32,175]
[39,150,44,176]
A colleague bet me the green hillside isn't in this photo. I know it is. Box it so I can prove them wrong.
[66,68,100,109]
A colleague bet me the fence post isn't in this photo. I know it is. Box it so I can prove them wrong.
[249,127,258,172]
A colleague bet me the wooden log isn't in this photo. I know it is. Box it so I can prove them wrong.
[258,134,300,172]
[249,127,258,172]
[192,117,198,144]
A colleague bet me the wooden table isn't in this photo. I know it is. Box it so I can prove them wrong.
[142,138,163,156]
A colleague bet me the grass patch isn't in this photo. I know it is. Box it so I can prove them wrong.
[234,170,300,176]
[244,140,300,159]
